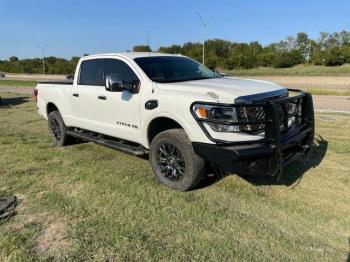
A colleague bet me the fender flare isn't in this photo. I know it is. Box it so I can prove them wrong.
[142,112,195,148]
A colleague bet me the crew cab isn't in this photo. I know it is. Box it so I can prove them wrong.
[35,53,314,191]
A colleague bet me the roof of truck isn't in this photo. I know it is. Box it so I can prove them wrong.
[85,52,182,60]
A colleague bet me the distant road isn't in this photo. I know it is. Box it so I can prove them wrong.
[246,76,350,90]
[0,86,349,113]
[312,95,350,112]
[2,73,65,81]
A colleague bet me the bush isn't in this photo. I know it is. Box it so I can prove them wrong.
[133,45,152,52]
[324,48,346,66]
[274,50,302,68]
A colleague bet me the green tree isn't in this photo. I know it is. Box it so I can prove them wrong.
[133,45,152,52]
[9,56,19,62]
[159,45,182,54]
[180,42,202,62]
[274,50,302,68]
[324,47,346,66]
[295,32,310,63]
[309,40,324,65]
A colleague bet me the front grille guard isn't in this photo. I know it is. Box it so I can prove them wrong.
[191,89,315,175]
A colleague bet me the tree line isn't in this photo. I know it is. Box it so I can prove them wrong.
[1,31,350,74]
[157,31,350,69]
[0,56,81,75]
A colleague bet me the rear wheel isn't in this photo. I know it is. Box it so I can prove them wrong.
[149,129,205,191]
[48,111,70,146]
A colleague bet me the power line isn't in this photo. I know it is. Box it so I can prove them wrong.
[35,42,48,75]
[195,12,213,66]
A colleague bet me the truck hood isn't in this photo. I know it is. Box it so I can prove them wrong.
[156,77,288,103]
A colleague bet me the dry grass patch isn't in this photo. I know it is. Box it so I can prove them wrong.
[35,220,72,257]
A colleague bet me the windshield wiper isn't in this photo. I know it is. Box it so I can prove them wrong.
[155,76,217,83]
[185,76,218,81]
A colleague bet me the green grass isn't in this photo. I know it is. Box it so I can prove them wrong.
[223,64,350,76]
[0,79,37,87]
[303,88,350,96]
[0,93,349,261]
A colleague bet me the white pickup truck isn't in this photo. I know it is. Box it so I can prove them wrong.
[35,52,314,191]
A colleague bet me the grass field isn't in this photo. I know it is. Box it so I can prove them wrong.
[0,93,349,261]
[0,79,37,87]
[302,88,350,96]
[223,64,350,76]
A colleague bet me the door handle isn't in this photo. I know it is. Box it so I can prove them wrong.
[98,95,107,100]
[73,93,79,97]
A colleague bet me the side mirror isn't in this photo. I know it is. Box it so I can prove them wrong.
[213,69,228,77]
[66,74,74,80]
[122,81,139,93]
[105,74,139,93]
[105,74,123,92]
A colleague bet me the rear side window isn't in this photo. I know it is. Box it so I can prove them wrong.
[104,59,139,83]
[79,59,104,86]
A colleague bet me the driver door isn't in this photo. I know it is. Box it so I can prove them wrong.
[98,58,141,142]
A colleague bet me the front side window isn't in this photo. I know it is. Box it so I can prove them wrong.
[134,56,217,83]
[104,59,139,84]
[78,59,104,86]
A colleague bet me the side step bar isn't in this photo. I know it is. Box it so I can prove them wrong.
[66,130,147,156]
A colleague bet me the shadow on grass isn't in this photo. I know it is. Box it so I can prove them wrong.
[0,96,30,107]
[194,135,328,190]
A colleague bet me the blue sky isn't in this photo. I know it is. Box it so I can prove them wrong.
[1,0,349,59]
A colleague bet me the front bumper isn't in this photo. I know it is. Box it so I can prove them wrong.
[192,89,315,176]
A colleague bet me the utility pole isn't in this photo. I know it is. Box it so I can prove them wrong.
[147,32,151,55]
[196,12,212,66]
[35,43,48,75]
[307,40,312,65]
[147,32,150,49]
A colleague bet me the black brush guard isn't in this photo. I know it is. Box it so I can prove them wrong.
[192,89,315,176]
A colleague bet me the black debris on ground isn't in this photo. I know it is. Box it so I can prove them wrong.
[0,196,18,220]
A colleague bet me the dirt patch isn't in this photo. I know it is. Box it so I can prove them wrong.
[35,221,72,256]
[313,95,350,112]
[0,87,33,94]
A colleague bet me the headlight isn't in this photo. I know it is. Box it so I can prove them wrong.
[192,104,239,132]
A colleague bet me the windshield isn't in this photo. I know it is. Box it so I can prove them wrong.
[134,56,217,83]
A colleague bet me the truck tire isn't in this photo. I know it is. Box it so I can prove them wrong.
[149,129,205,191]
[48,111,70,146]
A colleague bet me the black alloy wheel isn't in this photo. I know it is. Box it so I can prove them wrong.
[157,143,186,181]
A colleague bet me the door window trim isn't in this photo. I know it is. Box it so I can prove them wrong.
[77,58,140,87]
[78,58,105,86]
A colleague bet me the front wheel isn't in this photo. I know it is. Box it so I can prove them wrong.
[149,129,205,191]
